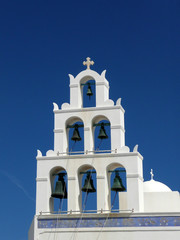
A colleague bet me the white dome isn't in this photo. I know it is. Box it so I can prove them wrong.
[144,179,172,192]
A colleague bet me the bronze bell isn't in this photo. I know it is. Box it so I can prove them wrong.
[111,171,126,192]
[51,173,67,199]
[98,122,108,139]
[86,83,93,98]
[71,124,81,142]
[82,172,96,193]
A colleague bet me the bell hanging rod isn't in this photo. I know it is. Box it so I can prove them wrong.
[67,124,84,129]
[80,171,96,175]
[93,122,110,127]
[81,82,95,86]
[53,172,67,176]
[108,169,126,173]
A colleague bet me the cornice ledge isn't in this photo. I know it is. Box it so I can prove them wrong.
[69,83,78,88]
[96,176,105,179]
[96,81,109,88]
[111,125,125,133]
[68,176,76,180]
[53,105,123,114]
[126,174,144,181]
[37,211,180,219]
[36,152,143,161]
[54,129,64,133]
[36,178,48,182]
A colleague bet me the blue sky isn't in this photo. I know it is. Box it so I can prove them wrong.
[0,0,180,239]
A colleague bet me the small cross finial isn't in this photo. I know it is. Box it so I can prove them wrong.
[83,57,94,70]
[150,169,154,180]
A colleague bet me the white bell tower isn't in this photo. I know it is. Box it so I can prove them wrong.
[29,58,180,240]
[29,58,145,240]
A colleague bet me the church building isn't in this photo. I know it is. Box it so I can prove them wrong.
[29,58,180,240]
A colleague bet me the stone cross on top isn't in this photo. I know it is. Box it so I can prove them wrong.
[83,57,94,69]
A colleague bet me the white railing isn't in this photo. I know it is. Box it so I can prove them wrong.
[39,208,134,216]
[57,149,117,156]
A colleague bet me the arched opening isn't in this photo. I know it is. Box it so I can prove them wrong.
[78,165,97,213]
[81,79,96,108]
[93,116,111,153]
[107,163,127,212]
[66,117,84,154]
[50,167,68,213]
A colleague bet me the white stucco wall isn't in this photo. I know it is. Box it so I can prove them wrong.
[144,192,180,212]
[35,152,144,214]
[37,228,180,240]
